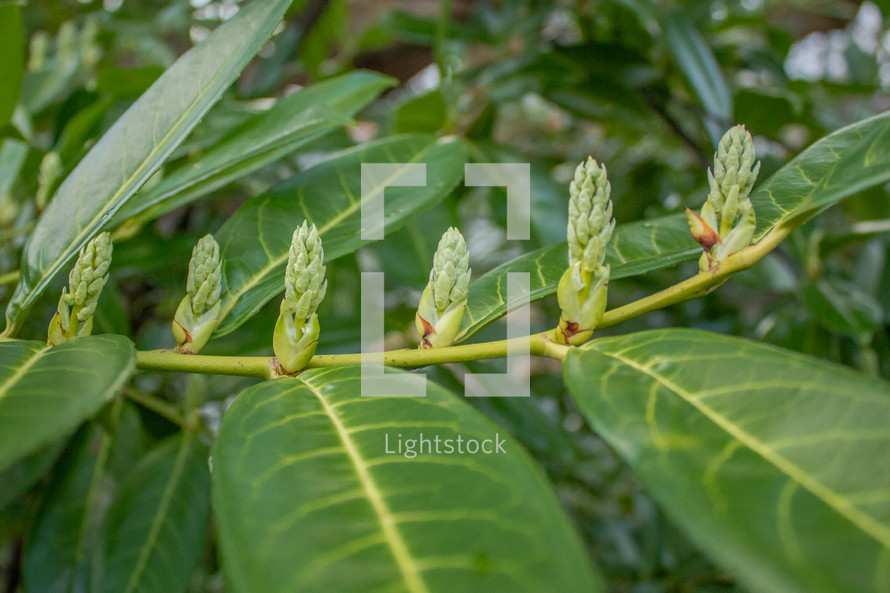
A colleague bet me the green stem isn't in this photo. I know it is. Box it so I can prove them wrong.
[134,221,794,380]
[122,386,187,428]
[597,221,795,329]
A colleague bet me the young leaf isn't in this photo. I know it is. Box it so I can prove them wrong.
[0,335,135,473]
[100,433,210,593]
[113,70,397,225]
[2,0,293,336]
[215,134,465,336]
[212,367,602,593]
[564,329,890,593]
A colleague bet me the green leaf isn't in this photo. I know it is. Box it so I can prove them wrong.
[563,328,890,593]
[113,70,396,226]
[0,4,24,128]
[212,367,601,593]
[100,433,210,593]
[0,335,135,473]
[662,15,731,125]
[24,423,113,593]
[3,0,292,336]
[215,134,466,336]
[803,279,882,345]
[751,111,890,238]
[456,214,699,342]
[0,438,66,511]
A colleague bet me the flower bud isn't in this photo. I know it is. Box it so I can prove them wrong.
[173,234,222,354]
[690,125,760,270]
[273,222,326,374]
[47,232,112,345]
[415,227,470,349]
[556,158,614,345]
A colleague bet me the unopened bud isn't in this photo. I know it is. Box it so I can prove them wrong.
[415,227,471,349]
[173,234,222,354]
[273,222,326,374]
[48,232,112,345]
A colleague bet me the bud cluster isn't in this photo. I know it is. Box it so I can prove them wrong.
[273,221,327,374]
[415,227,471,349]
[555,158,615,345]
[686,124,760,270]
[48,232,113,345]
[173,234,222,354]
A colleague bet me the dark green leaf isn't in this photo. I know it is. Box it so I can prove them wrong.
[564,329,890,593]
[24,423,113,593]
[662,15,732,125]
[215,134,466,336]
[114,70,396,225]
[100,433,210,593]
[3,0,293,336]
[0,335,135,472]
[751,111,890,238]
[212,366,601,593]
[803,279,882,345]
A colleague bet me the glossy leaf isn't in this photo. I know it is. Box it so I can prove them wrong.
[212,366,601,593]
[564,329,890,593]
[456,213,699,342]
[100,433,210,593]
[663,15,731,125]
[114,70,396,225]
[3,0,292,336]
[24,423,113,593]
[215,134,465,336]
[751,111,890,238]
[0,335,135,473]
[0,4,24,128]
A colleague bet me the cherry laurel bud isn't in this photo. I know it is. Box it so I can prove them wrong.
[47,232,112,345]
[556,158,615,345]
[690,125,760,270]
[173,234,222,354]
[273,222,326,374]
[415,227,471,349]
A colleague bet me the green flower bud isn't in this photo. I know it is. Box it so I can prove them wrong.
[273,222,326,374]
[556,158,614,345]
[173,234,222,354]
[689,125,760,270]
[415,227,471,349]
[47,232,112,345]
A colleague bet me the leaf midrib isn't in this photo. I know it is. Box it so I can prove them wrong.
[301,377,431,593]
[597,347,890,549]
[121,435,195,593]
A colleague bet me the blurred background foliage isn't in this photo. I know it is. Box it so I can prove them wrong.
[2,0,890,591]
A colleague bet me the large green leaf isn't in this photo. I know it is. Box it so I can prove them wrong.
[0,4,24,128]
[456,213,699,342]
[24,423,113,593]
[215,134,465,336]
[751,110,890,237]
[0,335,135,473]
[563,329,890,593]
[100,433,210,593]
[212,366,601,593]
[3,0,292,336]
[113,70,396,226]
